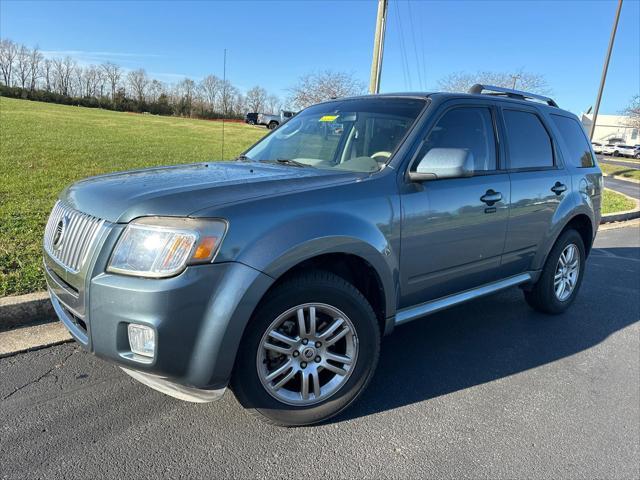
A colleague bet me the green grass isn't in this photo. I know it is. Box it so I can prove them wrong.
[599,163,640,181]
[0,97,266,296]
[602,189,636,215]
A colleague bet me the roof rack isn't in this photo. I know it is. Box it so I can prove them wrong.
[468,84,558,108]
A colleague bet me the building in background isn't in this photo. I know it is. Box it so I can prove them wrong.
[581,112,638,144]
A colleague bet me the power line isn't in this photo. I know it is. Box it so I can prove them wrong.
[417,2,428,90]
[394,0,412,90]
[406,0,423,90]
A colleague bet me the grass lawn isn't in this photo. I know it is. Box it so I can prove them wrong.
[601,189,636,215]
[599,163,640,181]
[0,97,266,296]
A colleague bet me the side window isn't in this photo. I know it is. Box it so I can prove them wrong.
[550,114,595,167]
[503,110,553,169]
[415,107,497,173]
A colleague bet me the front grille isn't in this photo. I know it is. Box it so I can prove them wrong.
[44,201,105,273]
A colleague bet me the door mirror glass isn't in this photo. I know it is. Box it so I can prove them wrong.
[409,147,474,181]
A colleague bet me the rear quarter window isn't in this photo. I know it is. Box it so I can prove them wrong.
[550,114,596,168]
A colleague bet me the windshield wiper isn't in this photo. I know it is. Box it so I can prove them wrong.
[275,158,314,168]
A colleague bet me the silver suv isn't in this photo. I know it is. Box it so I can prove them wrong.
[44,85,602,426]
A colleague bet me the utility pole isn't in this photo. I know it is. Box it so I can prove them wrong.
[511,74,520,89]
[221,48,226,160]
[590,0,623,140]
[369,0,389,94]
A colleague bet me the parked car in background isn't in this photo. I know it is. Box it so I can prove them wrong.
[44,85,601,426]
[245,113,259,125]
[602,144,622,156]
[591,142,603,154]
[617,145,639,158]
[258,110,296,129]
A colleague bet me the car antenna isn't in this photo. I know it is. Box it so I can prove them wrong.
[221,48,227,161]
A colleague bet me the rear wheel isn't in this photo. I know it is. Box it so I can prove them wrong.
[524,229,586,314]
[231,271,380,426]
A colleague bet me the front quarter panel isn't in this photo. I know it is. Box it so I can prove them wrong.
[205,174,401,319]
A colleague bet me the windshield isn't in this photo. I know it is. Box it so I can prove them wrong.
[243,97,426,173]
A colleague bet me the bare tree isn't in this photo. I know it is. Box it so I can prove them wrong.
[234,92,247,116]
[245,86,267,113]
[266,94,281,114]
[42,58,53,91]
[127,68,149,103]
[101,62,121,100]
[437,69,551,95]
[28,46,43,91]
[15,44,30,89]
[52,57,75,95]
[176,78,196,116]
[200,74,221,110]
[148,79,165,103]
[219,79,237,115]
[623,95,640,131]
[0,39,18,86]
[288,70,365,109]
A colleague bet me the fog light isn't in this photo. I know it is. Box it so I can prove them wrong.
[128,324,156,358]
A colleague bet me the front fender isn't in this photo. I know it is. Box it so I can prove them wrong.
[236,211,398,320]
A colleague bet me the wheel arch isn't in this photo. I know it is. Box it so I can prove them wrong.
[532,210,595,271]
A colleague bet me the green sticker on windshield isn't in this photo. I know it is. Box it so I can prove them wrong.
[319,115,339,122]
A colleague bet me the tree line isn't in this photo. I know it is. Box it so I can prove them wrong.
[0,39,285,119]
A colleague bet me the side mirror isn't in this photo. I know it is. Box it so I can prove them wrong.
[408,147,474,182]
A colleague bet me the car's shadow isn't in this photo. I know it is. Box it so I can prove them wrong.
[336,245,640,422]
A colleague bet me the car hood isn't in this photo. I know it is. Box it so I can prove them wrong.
[61,161,359,223]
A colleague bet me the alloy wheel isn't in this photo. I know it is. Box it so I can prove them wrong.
[257,303,359,406]
[554,243,580,301]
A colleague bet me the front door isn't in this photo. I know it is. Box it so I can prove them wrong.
[399,103,510,308]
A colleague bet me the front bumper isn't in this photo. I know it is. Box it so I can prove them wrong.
[45,257,273,399]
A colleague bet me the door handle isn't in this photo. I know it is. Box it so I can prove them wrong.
[551,182,567,195]
[480,190,502,206]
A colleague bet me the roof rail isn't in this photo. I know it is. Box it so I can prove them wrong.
[468,84,558,108]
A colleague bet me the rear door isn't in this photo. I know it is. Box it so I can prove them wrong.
[499,106,571,275]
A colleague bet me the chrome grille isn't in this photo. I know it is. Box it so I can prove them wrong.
[44,201,105,273]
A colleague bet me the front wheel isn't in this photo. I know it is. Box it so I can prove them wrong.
[231,271,380,426]
[524,229,586,314]
[268,121,278,130]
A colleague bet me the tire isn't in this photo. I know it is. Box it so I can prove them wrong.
[612,150,619,157]
[231,271,380,427]
[268,121,278,130]
[524,229,586,314]
[248,120,255,125]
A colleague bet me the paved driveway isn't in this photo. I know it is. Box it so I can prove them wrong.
[1,226,638,479]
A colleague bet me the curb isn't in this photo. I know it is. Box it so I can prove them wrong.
[602,172,640,185]
[0,292,53,330]
[600,209,640,224]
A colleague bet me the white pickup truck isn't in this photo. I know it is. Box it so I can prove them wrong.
[257,110,296,129]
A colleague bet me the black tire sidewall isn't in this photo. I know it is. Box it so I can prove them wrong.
[536,229,586,313]
[231,273,380,426]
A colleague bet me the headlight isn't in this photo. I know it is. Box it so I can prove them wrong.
[107,217,227,278]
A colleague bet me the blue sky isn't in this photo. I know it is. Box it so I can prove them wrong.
[1,0,638,115]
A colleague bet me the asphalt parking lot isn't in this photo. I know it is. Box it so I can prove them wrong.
[1,225,638,479]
